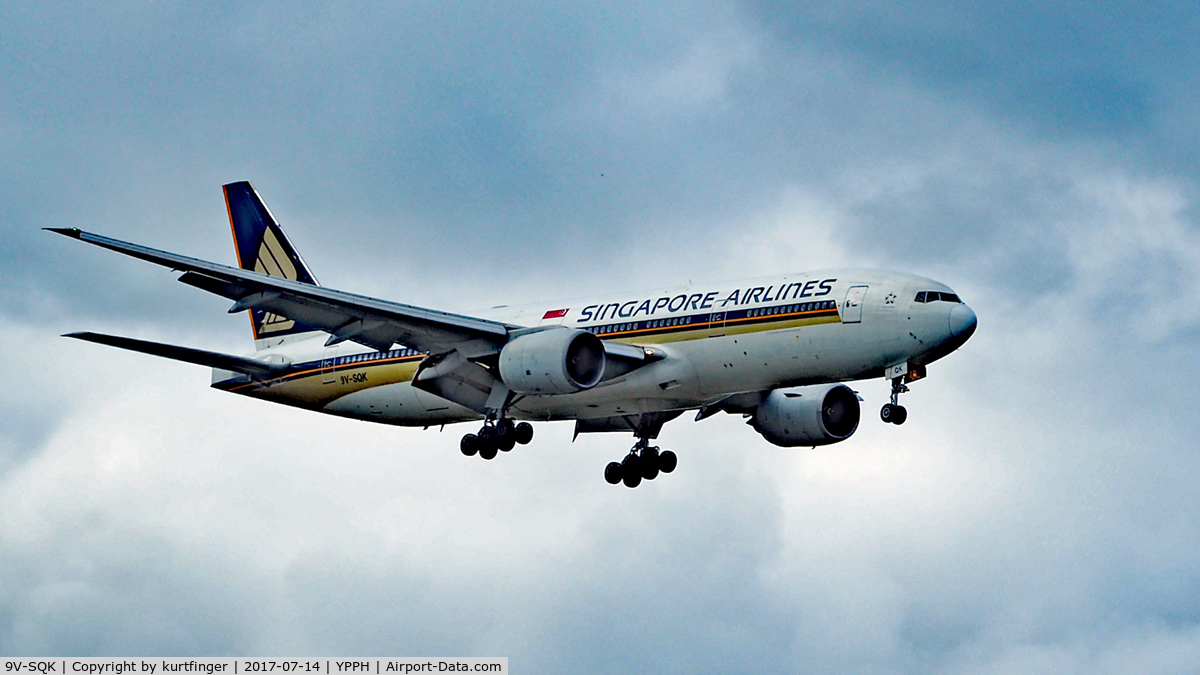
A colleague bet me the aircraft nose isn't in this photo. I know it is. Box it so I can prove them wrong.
[948,303,978,340]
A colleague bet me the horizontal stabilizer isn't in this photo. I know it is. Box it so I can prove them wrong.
[64,332,285,379]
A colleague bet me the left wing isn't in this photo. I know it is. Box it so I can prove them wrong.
[50,227,660,399]
[49,227,513,357]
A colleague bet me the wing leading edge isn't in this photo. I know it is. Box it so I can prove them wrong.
[47,227,512,357]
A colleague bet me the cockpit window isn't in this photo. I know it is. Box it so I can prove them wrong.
[916,290,963,303]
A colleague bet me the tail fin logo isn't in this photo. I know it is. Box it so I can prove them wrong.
[254,228,297,334]
[223,180,320,341]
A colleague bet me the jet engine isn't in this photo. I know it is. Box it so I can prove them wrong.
[498,328,606,395]
[752,384,860,447]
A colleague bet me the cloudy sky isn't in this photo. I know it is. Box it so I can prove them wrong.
[4,1,1200,672]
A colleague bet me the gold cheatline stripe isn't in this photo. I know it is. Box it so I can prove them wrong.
[225,353,424,392]
[595,308,838,338]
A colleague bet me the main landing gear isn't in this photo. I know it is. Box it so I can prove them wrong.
[604,437,678,489]
[880,378,909,425]
[460,418,534,460]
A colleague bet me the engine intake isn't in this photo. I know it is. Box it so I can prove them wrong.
[753,384,860,447]
[498,328,606,395]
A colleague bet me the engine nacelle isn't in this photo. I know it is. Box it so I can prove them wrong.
[498,328,606,395]
[753,384,860,447]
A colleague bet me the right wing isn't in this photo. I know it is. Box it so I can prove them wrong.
[49,228,514,357]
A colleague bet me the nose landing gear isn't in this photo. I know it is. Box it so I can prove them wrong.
[460,417,534,460]
[880,378,909,425]
[604,437,678,488]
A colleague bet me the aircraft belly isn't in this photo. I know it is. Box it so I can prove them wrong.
[322,381,480,425]
[512,396,700,422]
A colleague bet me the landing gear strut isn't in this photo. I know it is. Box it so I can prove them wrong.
[604,437,677,488]
[460,417,533,459]
[880,378,909,425]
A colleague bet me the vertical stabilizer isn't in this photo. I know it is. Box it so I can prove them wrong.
[223,181,320,341]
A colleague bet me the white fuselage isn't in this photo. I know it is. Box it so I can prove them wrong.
[214,268,976,426]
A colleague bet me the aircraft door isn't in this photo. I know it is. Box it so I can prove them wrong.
[321,345,340,384]
[707,311,726,337]
[843,285,868,323]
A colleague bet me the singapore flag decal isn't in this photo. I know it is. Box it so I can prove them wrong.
[542,308,569,320]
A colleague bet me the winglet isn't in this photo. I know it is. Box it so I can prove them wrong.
[44,227,82,238]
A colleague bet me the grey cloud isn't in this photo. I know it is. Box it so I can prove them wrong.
[2,1,763,314]
[0,521,257,655]
[742,1,1195,141]
[0,400,58,479]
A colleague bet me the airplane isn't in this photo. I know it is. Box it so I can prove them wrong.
[49,181,978,488]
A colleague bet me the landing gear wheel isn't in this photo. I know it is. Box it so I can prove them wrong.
[883,376,912,425]
[881,403,897,423]
[658,450,677,474]
[514,422,534,445]
[640,447,660,480]
[604,462,623,485]
[621,454,642,488]
[495,421,516,452]
[478,425,497,446]
[496,418,514,438]
[606,428,678,486]
[460,434,480,457]
[477,426,499,459]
